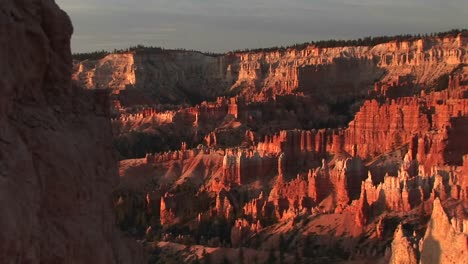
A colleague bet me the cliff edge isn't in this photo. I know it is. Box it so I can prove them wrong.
[0,1,144,263]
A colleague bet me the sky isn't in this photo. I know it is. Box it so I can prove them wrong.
[56,0,468,53]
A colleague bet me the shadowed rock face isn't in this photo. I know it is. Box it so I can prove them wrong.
[0,1,144,263]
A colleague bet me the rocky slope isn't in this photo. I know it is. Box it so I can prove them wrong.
[0,1,143,263]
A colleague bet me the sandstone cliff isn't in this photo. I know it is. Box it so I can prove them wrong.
[73,51,238,104]
[0,1,143,263]
[234,35,468,102]
[73,33,468,107]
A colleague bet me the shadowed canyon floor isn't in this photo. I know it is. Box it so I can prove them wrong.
[71,31,468,263]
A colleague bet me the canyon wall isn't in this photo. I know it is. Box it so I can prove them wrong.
[232,35,467,110]
[73,51,238,104]
[74,33,468,106]
[0,1,143,263]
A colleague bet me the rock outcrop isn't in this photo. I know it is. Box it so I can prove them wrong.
[344,94,468,163]
[420,199,468,264]
[355,187,370,227]
[0,1,143,263]
[388,225,419,264]
[73,51,238,104]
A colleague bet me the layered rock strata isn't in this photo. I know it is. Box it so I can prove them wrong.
[74,33,468,106]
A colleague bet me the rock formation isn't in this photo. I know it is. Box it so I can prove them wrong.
[0,1,143,263]
[73,52,238,105]
[355,187,370,227]
[80,31,468,263]
[420,199,468,263]
[388,225,419,264]
[74,33,468,106]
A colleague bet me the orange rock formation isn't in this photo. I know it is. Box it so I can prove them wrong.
[88,32,468,263]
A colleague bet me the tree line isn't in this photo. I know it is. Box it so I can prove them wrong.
[230,28,467,53]
[72,44,221,61]
[72,29,467,61]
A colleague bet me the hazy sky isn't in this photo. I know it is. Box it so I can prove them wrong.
[56,0,468,53]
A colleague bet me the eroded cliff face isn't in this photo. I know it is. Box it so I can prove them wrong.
[73,53,137,91]
[233,36,467,100]
[0,1,143,263]
[73,52,238,104]
[73,34,468,107]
